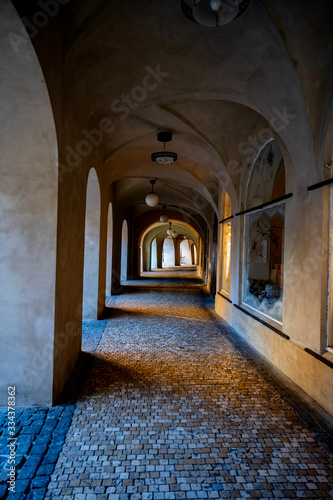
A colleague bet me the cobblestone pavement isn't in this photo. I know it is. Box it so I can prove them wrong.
[44,278,332,499]
[0,404,75,500]
[0,322,107,500]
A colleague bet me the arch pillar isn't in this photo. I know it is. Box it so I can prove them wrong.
[175,238,181,266]
[0,1,58,406]
[156,235,164,269]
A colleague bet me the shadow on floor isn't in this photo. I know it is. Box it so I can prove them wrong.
[57,352,154,403]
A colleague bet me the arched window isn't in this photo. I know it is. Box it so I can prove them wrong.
[162,237,175,267]
[221,192,232,294]
[151,237,157,269]
[243,140,286,323]
[180,238,192,265]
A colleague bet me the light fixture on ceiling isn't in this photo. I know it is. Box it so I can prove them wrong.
[160,205,169,223]
[167,222,174,236]
[151,132,177,165]
[181,0,251,27]
[210,0,221,11]
[172,230,177,238]
[145,179,159,207]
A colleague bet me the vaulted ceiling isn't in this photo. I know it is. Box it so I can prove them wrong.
[13,0,333,231]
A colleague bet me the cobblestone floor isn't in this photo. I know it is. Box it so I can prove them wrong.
[44,277,332,499]
[0,321,107,500]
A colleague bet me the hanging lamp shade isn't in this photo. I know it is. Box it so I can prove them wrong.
[167,222,173,236]
[181,0,251,27]
[160,205,169,223]
[151,132,177,165]
[145,179,159,207]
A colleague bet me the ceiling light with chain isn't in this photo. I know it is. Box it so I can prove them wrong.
[167,222,174,236]
[160,205,169,223]
[151,132,177,165]
[145,179,159,207]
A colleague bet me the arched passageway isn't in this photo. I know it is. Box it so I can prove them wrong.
[139,219,202,274]
[0,0,332,439]
[45,279,333,498]
[162,237,175,267]
[180,238,192,265]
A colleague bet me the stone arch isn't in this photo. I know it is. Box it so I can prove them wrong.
[121,219,128,281]
[180,239,192,265]
[83,168,101,320]
[245,140,285,210]
[105,202,113,297]
[0,1,58,406]
[139,220,200,274]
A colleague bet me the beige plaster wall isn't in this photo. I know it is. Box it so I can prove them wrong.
[215,147,333,415]
[215,296,333,415]
[83,168,101,320]
[53,140,108,401]
[0,1,58,406]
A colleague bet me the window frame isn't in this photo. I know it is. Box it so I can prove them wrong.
[241,199,286,325]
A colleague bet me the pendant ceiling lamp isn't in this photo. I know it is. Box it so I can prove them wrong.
[151,132,177,165]
[181,0,251,27]
[145,179,159,207]
[167,222,174,236]
[160,205,169,223]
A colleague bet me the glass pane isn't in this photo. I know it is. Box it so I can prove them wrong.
[222,222,231,293]
[243,204,285,322]
[224,193,232,219]
[246,141,285,209]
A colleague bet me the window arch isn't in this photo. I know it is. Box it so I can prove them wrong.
[180,238,192,265]
[162,237,175,267]
[243,140,286,323]
[151,237,158,269]
[246,140,285,209]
